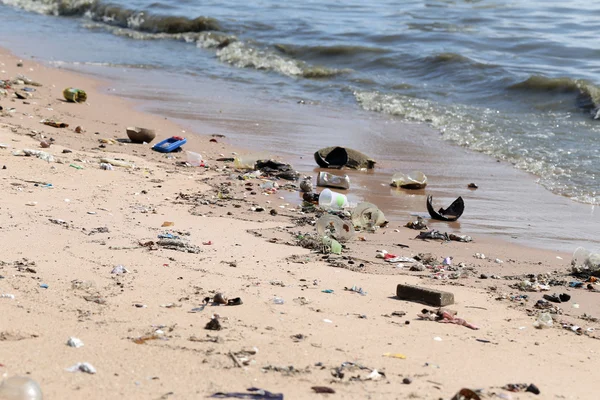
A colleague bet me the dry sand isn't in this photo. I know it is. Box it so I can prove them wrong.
[1,49,599,400]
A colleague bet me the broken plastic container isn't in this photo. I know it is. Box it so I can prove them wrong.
[572,247,600,272]
[233,155,262,170]
[316,171,350,190]
[316,214,354,242]
[351,202,386,230]
[318,189,349,210]
[533,312,553,329]
[186,151,203,167]
[0,376,43,400]
[390,171,427,189]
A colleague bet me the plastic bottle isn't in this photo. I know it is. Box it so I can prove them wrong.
[316,171,350,190]
[0,376,43,400]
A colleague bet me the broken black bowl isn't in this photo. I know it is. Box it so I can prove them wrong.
[426,195,464,221]
[314,146,349,169]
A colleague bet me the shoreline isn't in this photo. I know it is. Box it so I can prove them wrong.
[3,30,597,253]
[1,47,599,399]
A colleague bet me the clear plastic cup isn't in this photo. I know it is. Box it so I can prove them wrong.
[316,214,354,242]
[351,202,386,229]
[318,189,349,210]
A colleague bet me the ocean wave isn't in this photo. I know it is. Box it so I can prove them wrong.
[0,0,220,33]
[3,0,345,80]
[84,22,228,46]
[216,42,350,79]
[353,90,599,205]
[274,44,389,59]
[423,52,493,69]
[84,22,344,79]
[509,75,600,110]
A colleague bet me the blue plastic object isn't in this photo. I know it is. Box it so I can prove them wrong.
[152,136,187,153]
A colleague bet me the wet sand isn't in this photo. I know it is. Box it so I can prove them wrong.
[1,48,599,400]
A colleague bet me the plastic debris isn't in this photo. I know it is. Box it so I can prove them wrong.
[344,285,367,295]
[502,383,540,395]
[205,315,222,331]
[318,188,349,210]
[255,160,298,181]
[352,202,387,230]
[376,250,417,264]
[0,376,43,400]
[533,312,553,329]
[210,387,283,399]
[316,214,354,242]
[111,265,129,274]
[572,247,600,275]
[426,196,464,221]
[322,236,342,254]
[365,369,383,381]
[382,352,406,359]
[66,337,84,348]
[405,216,428,230]
[100,157,134,168]
[63,87,87,103]
[66,362,96,374]
[391,171,427,189]
[317,171,349,189]
[13,149,55,162]
[314,146,375,169]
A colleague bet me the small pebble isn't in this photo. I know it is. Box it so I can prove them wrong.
[402,377,412,385]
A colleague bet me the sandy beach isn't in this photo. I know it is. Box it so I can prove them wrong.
[1,48,599,400]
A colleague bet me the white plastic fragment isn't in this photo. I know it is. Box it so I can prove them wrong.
[111,265,129,274]
[66,337,84,348]
[66,362,96,374]
[365,369,382,381]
